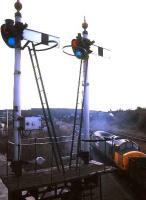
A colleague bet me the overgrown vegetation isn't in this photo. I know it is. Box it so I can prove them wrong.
[108,107,146,132]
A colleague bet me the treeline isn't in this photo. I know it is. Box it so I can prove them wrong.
[2,107,146,132]
[22,107,146,132]
[106,107,146,132]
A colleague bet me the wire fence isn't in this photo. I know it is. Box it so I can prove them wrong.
[6,135,77,171]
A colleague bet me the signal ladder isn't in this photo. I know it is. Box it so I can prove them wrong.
[27,42,65,174]
[69,59,88,168]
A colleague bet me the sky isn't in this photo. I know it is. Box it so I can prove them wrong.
[0,0,146,111]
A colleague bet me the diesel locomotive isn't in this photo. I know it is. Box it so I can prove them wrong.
[91,131,146,170]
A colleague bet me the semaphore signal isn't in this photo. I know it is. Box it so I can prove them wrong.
[63,17,110,167]
[0,0,62,170]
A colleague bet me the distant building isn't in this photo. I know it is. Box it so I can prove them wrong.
[24,116,42,131]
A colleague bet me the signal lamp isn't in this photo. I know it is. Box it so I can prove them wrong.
[72,39,78,48]
[8,37,16,47]
[74,48,86,59]
[71,38,87,60]
[71,33,94,60]
[1,19,27,48]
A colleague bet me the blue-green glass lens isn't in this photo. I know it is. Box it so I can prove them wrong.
[75,49,83,58]
[8,37,15,46]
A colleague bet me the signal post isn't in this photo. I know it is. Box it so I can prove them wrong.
[70,19,95,162]
[13,0,22,161]
[64,19,109,165]
[82,19,90,152]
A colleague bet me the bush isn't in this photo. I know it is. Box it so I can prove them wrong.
[137,111,146,131]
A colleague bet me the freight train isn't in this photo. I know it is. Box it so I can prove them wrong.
[90,131,146,170]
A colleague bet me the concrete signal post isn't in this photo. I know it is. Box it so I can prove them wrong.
[13,0,22,161]
[82,18,90,153]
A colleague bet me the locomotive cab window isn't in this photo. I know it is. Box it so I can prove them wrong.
[125,141,139,151]
[119,144,125,151]
[118,141,139,152]
[131,142,139,150]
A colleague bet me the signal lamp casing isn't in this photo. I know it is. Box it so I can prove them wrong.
[71,34,94,60]
[1,19,27,48]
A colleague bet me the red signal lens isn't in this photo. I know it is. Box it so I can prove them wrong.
[72,39,78,48]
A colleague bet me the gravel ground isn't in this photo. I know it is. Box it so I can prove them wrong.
[0,154,8,200]
[0,179,7,200]
[101,172,136,200]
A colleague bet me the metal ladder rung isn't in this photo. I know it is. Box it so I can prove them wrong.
[33,65,38,69]
[37,77,41,80]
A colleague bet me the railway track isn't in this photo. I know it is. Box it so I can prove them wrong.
[105,129,146,142]
[119,134,146,142]
[113,170,146,200]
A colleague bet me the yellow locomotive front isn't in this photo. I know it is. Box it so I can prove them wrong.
[113,139,146,170]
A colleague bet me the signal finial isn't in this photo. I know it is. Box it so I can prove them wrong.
[14,0,22,12]
[82,17,88,31]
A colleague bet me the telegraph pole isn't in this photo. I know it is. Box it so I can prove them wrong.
[82,18,90,152]
[13,0,22,161]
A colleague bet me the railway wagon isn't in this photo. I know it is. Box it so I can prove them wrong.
[91,131,145,170]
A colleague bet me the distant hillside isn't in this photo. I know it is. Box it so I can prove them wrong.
[1,107,146,133]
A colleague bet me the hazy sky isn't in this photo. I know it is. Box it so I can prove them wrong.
[0,0,146,111]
